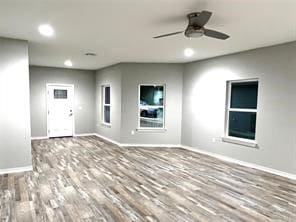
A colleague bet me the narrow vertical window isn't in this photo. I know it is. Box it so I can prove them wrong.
[102,85,111,124]
[139,85,165,129]
[226,80,258,141]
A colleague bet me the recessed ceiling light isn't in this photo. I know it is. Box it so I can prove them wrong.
[64,60,73,67]
[38,24,54,37]
[184,48,195,57]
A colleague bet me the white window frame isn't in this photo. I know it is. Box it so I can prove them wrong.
[102,85,111,126]
[222,79,258,147]
[137,84,166,131]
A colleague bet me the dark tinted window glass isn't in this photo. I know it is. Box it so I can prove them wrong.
[230,82,258,109]
[140,108,163,128]
[105,87,110,104]
[140,86,164,106]
[54,89,67,99]
[140,85,164,128]
[104,106,110,123]
[228,111,256,140]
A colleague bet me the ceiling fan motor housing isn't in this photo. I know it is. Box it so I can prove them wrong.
[185,12,204,38]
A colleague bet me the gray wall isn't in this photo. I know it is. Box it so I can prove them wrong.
[0,38,32,170]
[182,42,296,174]
[120,63,183,144]
[95,63,183,145]
[30,66,96,137]
[95,65,122,142]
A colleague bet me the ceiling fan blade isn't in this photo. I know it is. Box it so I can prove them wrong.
[196,10,212,27]
[204,29,229,40]
[153,31,183,39]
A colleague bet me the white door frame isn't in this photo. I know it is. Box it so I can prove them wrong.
[46,83,75,138]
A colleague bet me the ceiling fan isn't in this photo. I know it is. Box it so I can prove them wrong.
[154,11,229,40]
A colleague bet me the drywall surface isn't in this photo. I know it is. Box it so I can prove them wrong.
[29,66,96,137]
[120,63,183,145]
[182,42,296,174]
[95,65,122,142]
[0,38,32,170]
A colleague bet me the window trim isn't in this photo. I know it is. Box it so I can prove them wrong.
[223,79,258,147]
[101,85,111,126]
[137,84,166,131]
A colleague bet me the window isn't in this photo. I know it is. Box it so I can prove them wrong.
[225,80,258,141]
[102,85,111,124]
[139,85,165,129]
[54,89,67,99]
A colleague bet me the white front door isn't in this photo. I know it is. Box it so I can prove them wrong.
[47,84,74,138]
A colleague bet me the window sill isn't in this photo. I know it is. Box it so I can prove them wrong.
[136,128,167,133]
[101,122,111,128]
[222,136,258,148]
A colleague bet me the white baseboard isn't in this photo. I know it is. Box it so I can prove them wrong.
[94,133,181,148]
[181,145,296,181]
[31,133,96,140]
[121,143,181,148]
[31,136,49,140]
[94,133,122,147]
[0,165,33,175]
[74,133,96,137]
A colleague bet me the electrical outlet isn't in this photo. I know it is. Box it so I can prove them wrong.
[131,130,135,135]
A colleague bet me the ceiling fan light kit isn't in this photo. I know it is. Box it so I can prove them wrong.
[185,27,204,38]
[154,10,229,40]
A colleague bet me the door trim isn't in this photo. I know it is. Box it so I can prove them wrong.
[46,83,75,138]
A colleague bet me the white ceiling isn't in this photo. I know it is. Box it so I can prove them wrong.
[0,0,296,70]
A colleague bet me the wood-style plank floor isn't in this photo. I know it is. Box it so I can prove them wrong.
[1,136,296,222]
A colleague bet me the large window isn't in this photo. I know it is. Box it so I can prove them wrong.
[102,85,111,124]
[226,80,258,141]
[139,85,165,129]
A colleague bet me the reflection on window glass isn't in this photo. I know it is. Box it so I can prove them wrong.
[139,85,164,128]
[231,82,258,109]
[104,106,110,124]
[102,85,111,124]
[140,86,164,105]
[140,108,163,128]
[54,89,67,99]
[229,111,256,140]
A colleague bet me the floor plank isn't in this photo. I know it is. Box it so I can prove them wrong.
[0,136,295,221]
